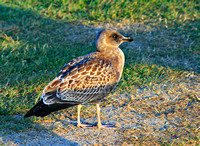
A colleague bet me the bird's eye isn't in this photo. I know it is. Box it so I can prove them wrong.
[113,34,118,39]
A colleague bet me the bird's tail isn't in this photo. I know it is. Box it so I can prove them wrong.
[24,100,77,118]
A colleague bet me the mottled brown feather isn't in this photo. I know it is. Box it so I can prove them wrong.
[42,56,120,104]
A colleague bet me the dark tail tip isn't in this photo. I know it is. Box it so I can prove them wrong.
[24,100,77,118]
[24,100,45,118]
[24,109,35,118]
[24,112,31,118]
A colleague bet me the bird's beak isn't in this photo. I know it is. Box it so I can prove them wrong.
[122,36,133,42]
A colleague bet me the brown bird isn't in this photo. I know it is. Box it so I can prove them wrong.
[24,29,133,129]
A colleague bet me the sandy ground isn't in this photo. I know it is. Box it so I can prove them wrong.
[1,75,199,145]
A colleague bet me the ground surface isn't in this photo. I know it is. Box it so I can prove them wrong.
[1,76,200,145]
[0,0,200,145]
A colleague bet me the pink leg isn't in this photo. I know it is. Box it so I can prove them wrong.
[77,104,93,128]
[96,103,117,129]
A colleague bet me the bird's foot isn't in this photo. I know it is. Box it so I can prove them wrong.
[77,123,94,128]
[97,124,117,129]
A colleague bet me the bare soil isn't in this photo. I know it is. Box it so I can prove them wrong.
[1,74,199,145]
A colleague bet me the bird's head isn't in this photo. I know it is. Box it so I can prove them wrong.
[96,29,133,52]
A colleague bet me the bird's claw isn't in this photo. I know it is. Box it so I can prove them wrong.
[77,123,94,128]
[97,124,117,129]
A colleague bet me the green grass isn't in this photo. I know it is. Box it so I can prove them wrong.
[0,0,199,115]
[0,0,199,24]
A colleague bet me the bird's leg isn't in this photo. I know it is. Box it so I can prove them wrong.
[77,104,93,128]
[77,104,82,126]
[96,103,117,129]
[96,103,102,128]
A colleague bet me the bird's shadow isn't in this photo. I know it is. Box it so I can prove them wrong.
[0,115,79,145]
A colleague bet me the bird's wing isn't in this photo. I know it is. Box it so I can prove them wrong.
[42,56,119,105]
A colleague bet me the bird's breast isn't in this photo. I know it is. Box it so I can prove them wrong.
[90,48,125,82]
[114,48,125,80]
[104,48,125,82]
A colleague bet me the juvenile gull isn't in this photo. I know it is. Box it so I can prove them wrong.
[24,29,133,129]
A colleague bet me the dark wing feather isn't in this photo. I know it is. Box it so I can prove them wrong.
[57,55,87,78]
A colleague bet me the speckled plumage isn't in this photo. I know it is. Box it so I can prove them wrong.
[24,30,133,128]
[43,57,119,105]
